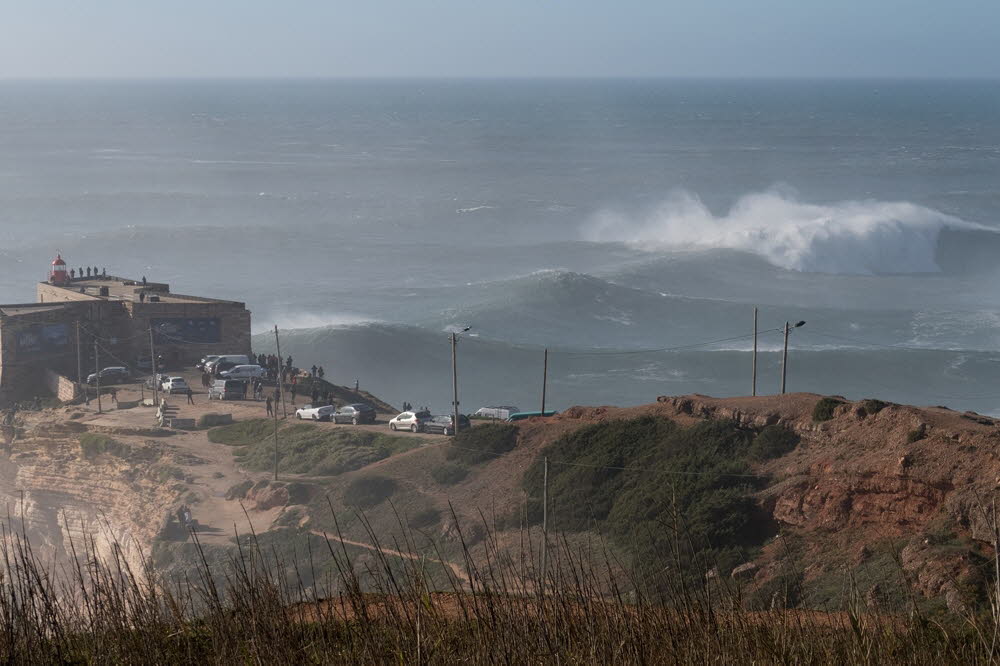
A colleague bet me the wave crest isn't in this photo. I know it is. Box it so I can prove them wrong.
[583,189,989,275]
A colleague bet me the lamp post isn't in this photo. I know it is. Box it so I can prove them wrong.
[451,326,470,435]
[780,320,806,394]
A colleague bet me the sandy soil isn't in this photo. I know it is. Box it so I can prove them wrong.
[60,369,445,546]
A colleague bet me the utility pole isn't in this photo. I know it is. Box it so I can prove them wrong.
[149,327,158,407]
[780,321,790,394]
[451,332,460,434]
[94,342,102,414]
[752,308,758,397]
[273,389,280,482]
[540,348,548,415]
[75,321,83,401]
[274,325,288,418]
[541,456,549,592]
[780,320,806,395]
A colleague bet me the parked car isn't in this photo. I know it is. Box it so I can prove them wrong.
[473,406,520,420]
[86,366,129,385]
[423,414,471,436]
[197,355,220,370]
[212,361,239,375]
[208,379,247,400]
[295,404,335,421]
[389,410,432,432]
[332,403,377,425]
[161,377,190,394]
[205,355,250,373]
[219,364,265,380]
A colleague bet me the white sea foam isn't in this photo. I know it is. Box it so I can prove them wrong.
[256,312,377,333]
[583,189,992,275]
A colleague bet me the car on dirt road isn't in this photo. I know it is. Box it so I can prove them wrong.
[388,410,432,432]
[423,414,471,436]
[295,404,335,421]
[161,377,190,394]
[86,367,130,385]
[332,403,377,425]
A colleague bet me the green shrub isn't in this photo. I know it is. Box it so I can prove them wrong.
[446,423,518,465]
[210,420,415,476]
[907,426,926,443]
[407,508,441,529]
[343,476,397,508]
[79,433,131,460]
[748,425,800,461]
[208,419,274,445]
[861,399,890,415]
[198,413,233,429]
[431,463,469,486]
[521,416,771,593]
[225,479,254,500]
[812,397,844,422]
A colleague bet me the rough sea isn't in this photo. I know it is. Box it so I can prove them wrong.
[1,79,998,414]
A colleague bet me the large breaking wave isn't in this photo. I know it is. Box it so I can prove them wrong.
[583,190,993,275]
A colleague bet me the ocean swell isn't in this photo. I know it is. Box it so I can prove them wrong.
[583,190,990,275]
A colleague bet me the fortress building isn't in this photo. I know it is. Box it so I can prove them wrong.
[0,255,251,398]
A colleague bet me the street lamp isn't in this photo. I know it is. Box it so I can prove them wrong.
[780,320,806,394]
[451,326,471,434]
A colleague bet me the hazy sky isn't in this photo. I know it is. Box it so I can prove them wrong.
[1,0,998,79]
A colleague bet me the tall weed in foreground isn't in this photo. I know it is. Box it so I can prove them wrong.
[0,507,992,664]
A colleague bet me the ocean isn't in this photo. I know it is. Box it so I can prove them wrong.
[1,79,999,415]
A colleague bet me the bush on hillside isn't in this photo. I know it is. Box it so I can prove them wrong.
[748,425,800,461]
[208,420,274,445]
[209,420,415,476]
[343,476,396,508]
[522,416,772,586]
[812,397,844,422]
[445,423,518,465]
[79,433,131,460]
[861,399,890,415]
[431,462,469,486]
[407,507,441,529]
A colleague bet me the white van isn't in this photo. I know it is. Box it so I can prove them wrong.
[219,364,265,380]
[474,406,520,420]
[206,355,251,372]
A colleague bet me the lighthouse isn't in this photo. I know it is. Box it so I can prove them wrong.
[49,254,68,285]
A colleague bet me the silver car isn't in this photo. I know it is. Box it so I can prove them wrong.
[389,410,432,432]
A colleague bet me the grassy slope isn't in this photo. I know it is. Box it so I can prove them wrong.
[209,419,418,476]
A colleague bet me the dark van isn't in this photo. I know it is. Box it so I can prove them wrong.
[208,379,246,400]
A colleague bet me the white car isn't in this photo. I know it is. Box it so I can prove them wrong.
[295,404,335,421]
[161,377,190,394]
[389,410,432,433]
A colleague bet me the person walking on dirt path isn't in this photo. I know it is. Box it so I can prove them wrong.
[311,387,319,404]
[186,387,194,405]
[290,383,297,405]
[109,387,118,405]
[266,396,273,417]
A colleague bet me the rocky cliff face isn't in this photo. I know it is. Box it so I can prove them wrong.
[549,393,1000,610]
[0,418,184,577]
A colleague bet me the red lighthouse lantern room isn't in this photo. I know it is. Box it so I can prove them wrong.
[49,254,68,285]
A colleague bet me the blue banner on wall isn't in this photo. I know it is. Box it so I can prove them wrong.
[152,318,222,344]
[16,323,69,354]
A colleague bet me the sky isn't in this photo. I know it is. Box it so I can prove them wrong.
[1,0,998,79]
